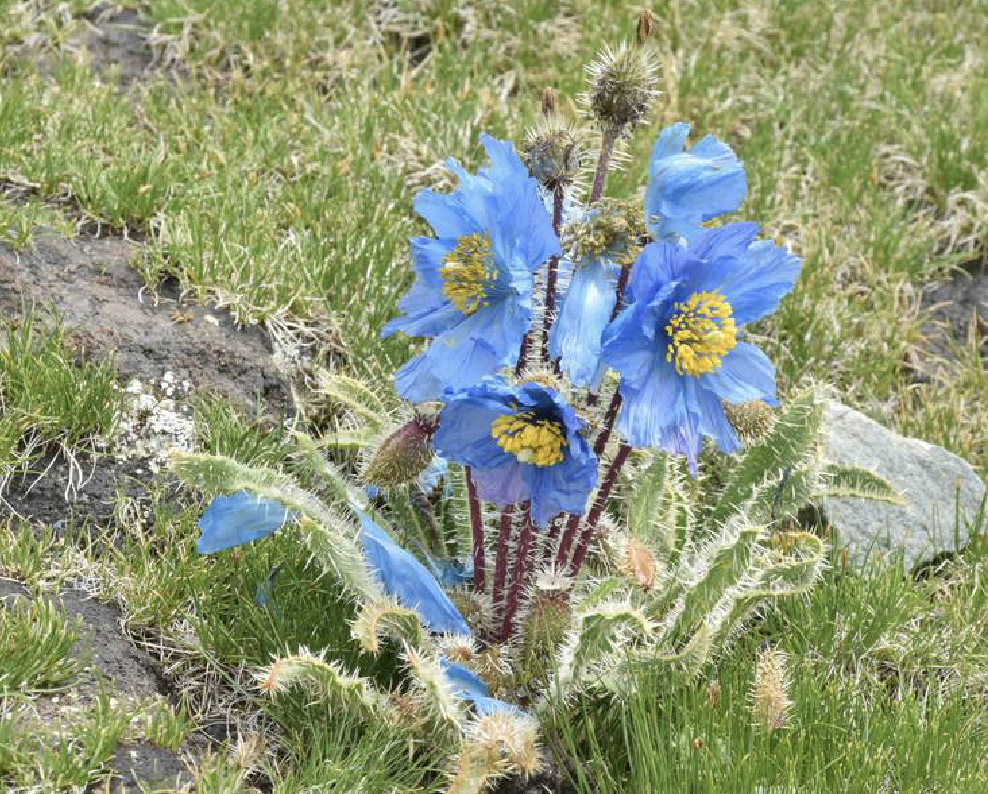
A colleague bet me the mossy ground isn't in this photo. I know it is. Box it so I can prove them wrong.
[1,0,986,791]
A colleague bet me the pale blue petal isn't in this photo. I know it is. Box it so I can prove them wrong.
[440,658,525,716]
[196,492,293,554]
[417,455,449,493]
[550,260,618,387]
[701,342,778,405]
[616,359,688,448]
[356,508,471,635]
[717,240,801,324]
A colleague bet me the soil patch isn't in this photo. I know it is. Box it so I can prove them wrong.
[911,259,988,379]
[0,580,204,791]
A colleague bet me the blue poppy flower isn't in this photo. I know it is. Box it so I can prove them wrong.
[600,222,800,471]
[382,134,561,403]
[196,491,295,554]
[440,658,525,717]
[433,379,598,527]
[356,507,472,635]
[644,122,746,242]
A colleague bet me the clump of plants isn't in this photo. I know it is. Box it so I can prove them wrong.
[173,14,897,793]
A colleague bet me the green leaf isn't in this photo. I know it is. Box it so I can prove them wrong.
[313,368,387,429]
[351,598,427,655]
[820,464,906,504]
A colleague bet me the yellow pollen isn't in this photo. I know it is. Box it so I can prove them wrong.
[441,232,498,316]
[490,411,567,467]
[665,290,737,376]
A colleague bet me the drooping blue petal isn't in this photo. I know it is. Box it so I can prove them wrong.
[615,359,688,449]
[550,259,619,387]
[692,383,742,455]
[524,450,598,526]
[645,123,746,241]
[255,564,283,616]
[196,491,294,554]
[356,508,471,635]
[440,658,525,716]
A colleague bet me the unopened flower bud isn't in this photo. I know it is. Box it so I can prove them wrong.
[521,116,585,191]
[584,43,659,132]
[724,400,776,444]
[363,417,435,488]
[636,9,655,45]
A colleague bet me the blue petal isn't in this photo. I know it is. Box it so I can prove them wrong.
[433,390,514,470]
[616,359,688,448]
[550,259,618,387]
[382,237,461,339]
[625,241,687,306]
[356,508,471,635]
[692,382,741,455]
[417,455,449,493]
[700,342,778,405]
[196,491,293,554]
[645,123,746,241]
[470,459,528,507]
[440,658,525,716]
[524,446,598,526]
[413,189,478,240]
[687,222,761,262]
[715,240,801,324]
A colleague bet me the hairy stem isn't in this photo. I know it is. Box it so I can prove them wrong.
[516,333,531,377]
[568,443,632,577]
[554,512,581,569]
[590,126,619,203]
[541,186,565,364]
[593,390,623,457]
[500,505,536,642]
[465,468,485,594]
[610,264,631,321]
[491,505,516,613]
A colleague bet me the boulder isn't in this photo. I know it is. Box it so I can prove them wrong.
[819,400,986,568]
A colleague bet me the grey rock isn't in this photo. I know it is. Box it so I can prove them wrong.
[819,399,986,568]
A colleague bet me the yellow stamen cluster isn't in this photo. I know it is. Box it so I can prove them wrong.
[565,198,645,269]
[441,232,497,315]
[490,412,567,467]
[665,291,737,376]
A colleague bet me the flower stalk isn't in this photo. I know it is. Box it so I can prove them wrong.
[568,442,632,576]
[500,506,537,642]
[541,186,565,365]
[466,467,486,594]
[491,505,516,615]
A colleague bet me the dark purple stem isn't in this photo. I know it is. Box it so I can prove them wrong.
[611,264,631,322]
[554,512,582,569]
[568,443,632,577]
[590,126,618,204]
[491,504,516,613]
[593,390,624,458]
[541,186,565,364]
[465,467,485,594]
[516,333,531,377]
[500,505,536,642]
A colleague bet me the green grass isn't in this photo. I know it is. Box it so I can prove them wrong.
[0,0,987,792]
[0,596,80,695]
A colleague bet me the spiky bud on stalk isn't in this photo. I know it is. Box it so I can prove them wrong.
[363,416,436,488]
[723,400,777,444]
[448,713,542,794]
[521,116,585,192]
[750,646,792,731]
[583,43,659,133]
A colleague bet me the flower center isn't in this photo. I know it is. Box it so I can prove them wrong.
[441,232,497,316]
[665,290,737,376]
[490,412,567,467]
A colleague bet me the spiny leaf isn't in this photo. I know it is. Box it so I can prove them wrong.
[820,463,906,504]
[560,601,654,689]
[710,389,824,527]
[258,648,386,718]
[313,368,387,429]
[351,597,428,655]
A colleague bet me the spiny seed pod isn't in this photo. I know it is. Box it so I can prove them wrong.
[363,416,436,488]
[750,646,792,732]
[583,42,659,132]
[565,197,647,268]
[521,115,585,192]
[723,400,777,444]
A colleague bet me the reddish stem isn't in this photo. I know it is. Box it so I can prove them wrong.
[541,187,565,364]
[500,505,536,642]
[465,467,485,594]
[568,443,632,577]
[516,332,531,377]
[491,505,516,612]
[593,390,624,457]
[542,514,563,565]
[590,126,618,204]
[610,264,631,322]
[554,512,582,569]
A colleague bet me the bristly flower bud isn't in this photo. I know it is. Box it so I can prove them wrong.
[565,197,647,268]
[723,400,776,444]
[750,646,792,732]
[636,9,655,45]
[521,115,585,192]
[363,415,436,488]
[583,42,659,133]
